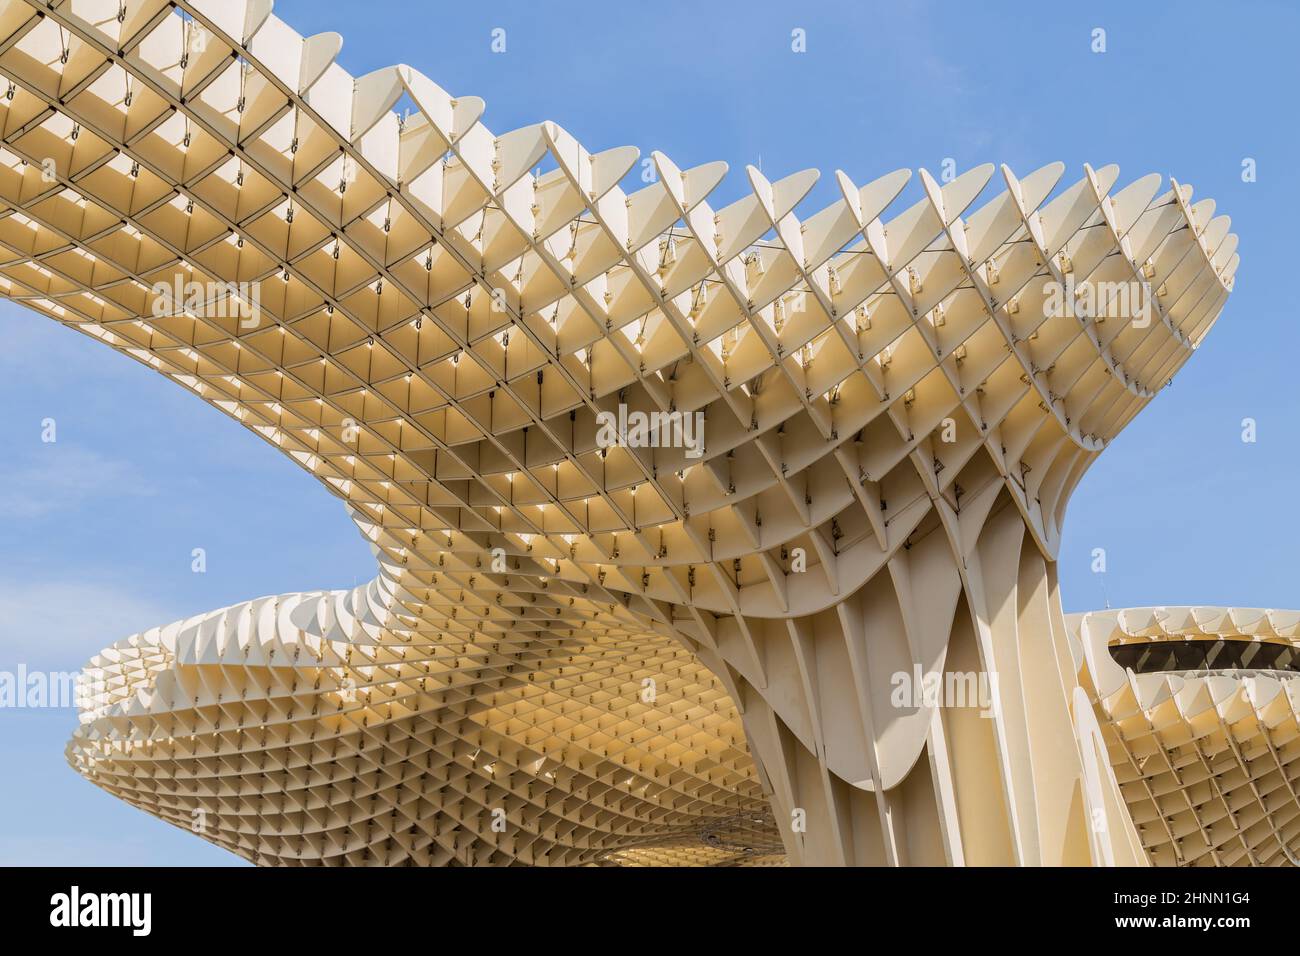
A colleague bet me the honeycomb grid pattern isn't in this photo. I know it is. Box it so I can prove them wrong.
[0,0,1249,865]
[1074,607,1300,868]
[70,559,773,865]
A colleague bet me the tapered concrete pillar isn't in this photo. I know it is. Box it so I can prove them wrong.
[681,495,1147,866]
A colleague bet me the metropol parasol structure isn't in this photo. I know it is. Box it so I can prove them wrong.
[0,0,1292,867]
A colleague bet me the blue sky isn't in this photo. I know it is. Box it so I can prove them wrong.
[0,0,1295,865]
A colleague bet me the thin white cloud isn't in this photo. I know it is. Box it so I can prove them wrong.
[0,581,176,668]
[0,445,155,519]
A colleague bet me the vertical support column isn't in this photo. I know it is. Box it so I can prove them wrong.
[697,493,1139,866]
